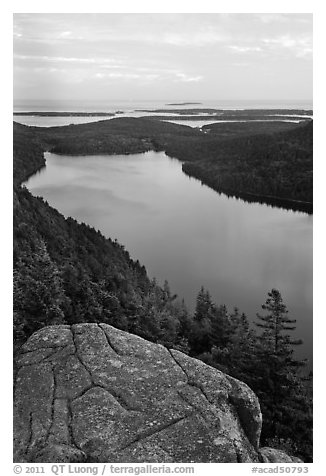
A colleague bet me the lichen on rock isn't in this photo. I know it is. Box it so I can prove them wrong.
[13,323,300,463]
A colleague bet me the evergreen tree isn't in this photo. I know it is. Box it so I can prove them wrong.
[188,287,213,355]
[221,308,257,380]
[252,289,312,461]
[175,298,193,340]
[194,286,213,321]
[209,304,230,349]
[255,288,302,356]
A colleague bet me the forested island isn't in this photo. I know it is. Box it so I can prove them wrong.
[13,115,312,460]
[137,107,312,117]
[145,114,311,122]
[165,102,203,106]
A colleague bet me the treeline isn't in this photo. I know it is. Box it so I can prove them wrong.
[165,121,313,210]
[13,123,46,185]
[138,108,312,116]
[13,121,312,461]
[201,120,300,137]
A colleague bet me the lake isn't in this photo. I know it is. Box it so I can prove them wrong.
[25,151,313,366]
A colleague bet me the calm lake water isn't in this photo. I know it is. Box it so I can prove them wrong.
[25,151,313,365]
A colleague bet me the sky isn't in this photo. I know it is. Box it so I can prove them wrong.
[13,13,313,103]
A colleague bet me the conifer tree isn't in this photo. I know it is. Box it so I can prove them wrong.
[252,289,311,460]
[189,287,213,354]
[194,286,213,321]
[209,304,230,349]
[223,308,257,380]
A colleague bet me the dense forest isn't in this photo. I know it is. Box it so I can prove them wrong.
[165,121,313,212]
[13,118,312,461]
[31,116,200,156]
[201,120,301,137]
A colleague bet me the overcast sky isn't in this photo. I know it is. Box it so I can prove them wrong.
[13,13,312,103]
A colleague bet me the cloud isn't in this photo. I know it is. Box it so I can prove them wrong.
[296,48,313,58]
[257,13,311,25]
[163,31,228,47]
[263,35,312,58]
[94,72,159,82]
[174,73,203,82]
[229,46,262,53]
[93,69,204,83]
[14,54,124,67]
[13,13,312,102]
[256,14,288,24]
[58,31,72,38]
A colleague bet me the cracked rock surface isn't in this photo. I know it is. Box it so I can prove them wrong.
[13,324,298,463]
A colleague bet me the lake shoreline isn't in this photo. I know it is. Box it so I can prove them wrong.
[24,149,312,369]
[181,165,313,214]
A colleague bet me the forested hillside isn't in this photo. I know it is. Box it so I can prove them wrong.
[164,121,313,211]
[13,123,46,185]
[31,117,200,156]
[201,120,301,137]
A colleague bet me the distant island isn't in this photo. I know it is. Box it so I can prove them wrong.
[165,102,203,106]
[13,111,116,117]
[142,114,311,122]
[136,108,220,115]
[136,108,313,117]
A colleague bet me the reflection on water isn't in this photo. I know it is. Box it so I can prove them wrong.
[25,151,313,366]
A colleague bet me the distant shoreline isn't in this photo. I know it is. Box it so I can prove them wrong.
[14,108,313,119]
[13,111,118,117]
[136,108,313,116]
[182,164,313,215]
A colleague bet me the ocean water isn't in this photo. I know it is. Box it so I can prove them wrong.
[13,99,313,128]
[13,98,313,113]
